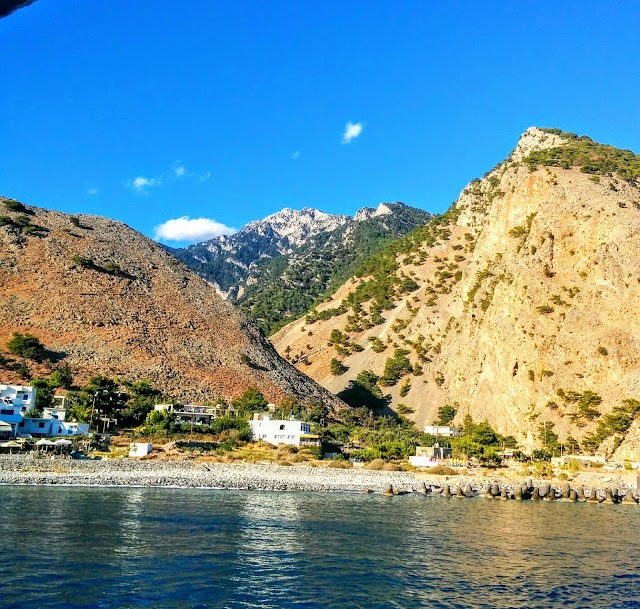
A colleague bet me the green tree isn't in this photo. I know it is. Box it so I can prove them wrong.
[232,387,268,413]
[434,403,457,425]
[330,358,348,376]
[379,349,412,386]
[30,378,54,413]
[49,364,73,389]
[118,380,162,426]
[7,332,45,362]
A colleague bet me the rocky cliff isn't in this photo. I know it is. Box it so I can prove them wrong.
[0,200,343,408]
[271,128,640,458]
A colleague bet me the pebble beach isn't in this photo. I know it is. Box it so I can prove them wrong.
[0,455,417,493]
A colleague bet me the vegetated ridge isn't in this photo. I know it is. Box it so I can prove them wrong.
[0,200,344,409]
[170,203,432,334]
[272,127,640,460]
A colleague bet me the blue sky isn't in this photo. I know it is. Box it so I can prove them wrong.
[2,1,639,245]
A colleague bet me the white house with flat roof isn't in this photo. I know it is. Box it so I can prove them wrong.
[0,383,87,439]
[249,413,320,447]
[0,384,36,413]
[16,418,88,438]
[424,425,461,437]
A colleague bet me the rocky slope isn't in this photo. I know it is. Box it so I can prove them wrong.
[0,200,343,408]
[271,128,640,459]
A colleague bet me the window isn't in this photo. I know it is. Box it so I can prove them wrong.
[18,422,24,428]
[38,422,45,429]
[279,424,285,431]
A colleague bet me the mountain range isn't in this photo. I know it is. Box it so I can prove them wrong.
[170,202,432,333]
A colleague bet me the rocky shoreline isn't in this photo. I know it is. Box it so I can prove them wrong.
[1,456,638,502]
[0,456,416,493]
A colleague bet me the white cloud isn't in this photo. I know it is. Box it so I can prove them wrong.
[154,216,236,243]
[87,188,98,196]
[291,150,300,160]
[199,171,212,182]
[342,121,363,144]
[174,164,186,177]
[130,176,160,192]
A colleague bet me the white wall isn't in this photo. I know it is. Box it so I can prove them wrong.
[249,418,311,446]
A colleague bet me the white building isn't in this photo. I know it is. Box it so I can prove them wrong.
[409,445,453,467]
[1,384,36,412]
[15,418,89,438]
[249,413,320,447]
[0,384,87,439]
[129,443,153,457]
[154,403,238,425]
[424,425,461,437]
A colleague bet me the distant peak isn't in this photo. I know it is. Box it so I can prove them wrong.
[510,127,568,162]
[354,201,397,222]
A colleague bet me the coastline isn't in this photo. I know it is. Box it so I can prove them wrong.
[0,455,417,493]
[1,456,639,499]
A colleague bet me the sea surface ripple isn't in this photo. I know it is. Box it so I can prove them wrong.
[1,487,639,608]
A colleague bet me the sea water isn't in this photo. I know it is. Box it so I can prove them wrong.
[0,486,639,608]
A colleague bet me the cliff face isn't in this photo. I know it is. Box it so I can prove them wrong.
[272,128,640,458]
[0,202,343,408]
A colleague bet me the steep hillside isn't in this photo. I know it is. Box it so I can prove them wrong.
[272,128,640,459]
[238,202,432,334]
[0,199,343,409]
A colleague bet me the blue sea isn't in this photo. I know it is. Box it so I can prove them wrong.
[0,486,639,608]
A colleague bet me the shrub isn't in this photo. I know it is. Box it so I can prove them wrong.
[3,199,27,212]
[396,403,414,415]
[330,358,348,376]
[14,362,31,380]
[72,255,95,268]
[7,332,45,362]
[328,460,352,469]
[536,305,555,314]
[382,463,400,471]
[363,458,386,470]
[399,378,411,397]
[69,216,81,227]
[597,346,608,356]
[427,465,457,475]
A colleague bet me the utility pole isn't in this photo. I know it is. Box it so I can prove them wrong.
[89,392,98,433]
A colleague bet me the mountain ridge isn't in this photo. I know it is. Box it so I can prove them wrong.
[271,127,640,459]
[171,202,432,332]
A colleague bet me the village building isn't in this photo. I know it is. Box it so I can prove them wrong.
[0,384,88,439]
[153,403,239,425]
[424,425,461,437]
[249,413,320,447]
[409,444,453,467]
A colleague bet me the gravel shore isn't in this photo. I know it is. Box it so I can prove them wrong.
[0,455,417,493]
